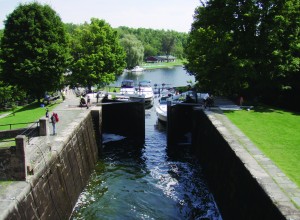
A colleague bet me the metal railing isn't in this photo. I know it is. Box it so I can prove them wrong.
[0,121,38,130]
[20,122,40,143]
[0,121,39,144]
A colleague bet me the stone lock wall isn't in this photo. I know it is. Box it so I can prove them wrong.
[191,109,286,220]
[2,111,99,220]
[102,101,145,141]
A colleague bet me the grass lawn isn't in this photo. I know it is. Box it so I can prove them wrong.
[223,106,300,187]
[0,101,60,130]
[0,138,15,148]
[141,59,185,69]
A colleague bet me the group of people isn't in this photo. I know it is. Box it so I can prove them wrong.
[79,95,91,109]
[203,94,214,108]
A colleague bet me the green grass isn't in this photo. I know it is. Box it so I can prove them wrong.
[0,138,15,148]
[223,106,300,187]
[141,59,185,69]
[0,101,60,130]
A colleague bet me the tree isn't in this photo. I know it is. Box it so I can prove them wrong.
[69,18,126,90]
[120,34,144,69]
[185,0,300,108]
[115,26,187,59]
[0,2,70,100]
[161,32,176,59]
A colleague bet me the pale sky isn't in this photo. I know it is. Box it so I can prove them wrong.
[0,0,200,32]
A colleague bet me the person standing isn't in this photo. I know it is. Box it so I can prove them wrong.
[87,95,91,109]
[50,112,57,135]
[96,92,100,103]
[45,108,49,118]
[239,96,244,106]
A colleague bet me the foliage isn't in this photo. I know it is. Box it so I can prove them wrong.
[120,34,144,69]
[0,2,70,100]
[69,18,126,89]
[64,24,188,68]
[224,107,300,187]
[161,32,176,57]
[116,26,188,59]
[0,82,27,108]
[185,0,300,110]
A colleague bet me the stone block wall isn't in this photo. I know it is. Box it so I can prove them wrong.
[191,109,286,220]
[0,136,26,180]
[2,111,99,220]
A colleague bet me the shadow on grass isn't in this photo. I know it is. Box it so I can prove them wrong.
[12,102,57,114]
[251,105,300,116]
[252,105,276,113]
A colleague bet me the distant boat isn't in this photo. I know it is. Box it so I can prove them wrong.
[131,66,145,72]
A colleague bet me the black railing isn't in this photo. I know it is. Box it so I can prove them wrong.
[0,121,38,130]
[0,121,39,144]
[20,122,40,143]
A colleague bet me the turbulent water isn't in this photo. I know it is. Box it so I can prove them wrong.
[70,104,222,220]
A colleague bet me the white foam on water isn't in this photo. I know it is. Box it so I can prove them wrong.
[102,133,126,143]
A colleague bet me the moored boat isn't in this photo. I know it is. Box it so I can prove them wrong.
[137,80,154,108]
[155,96,170,122]
[120,80,135,94]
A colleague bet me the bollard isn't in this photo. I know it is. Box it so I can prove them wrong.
[15,135,27,180]
[39,117,49,136]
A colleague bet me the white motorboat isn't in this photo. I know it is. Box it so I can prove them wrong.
[137,80,154,108]
[155,96,170,122]
[131,66,145,72]
[120,80,136,95]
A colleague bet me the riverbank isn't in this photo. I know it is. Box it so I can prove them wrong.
[141,59,185,70]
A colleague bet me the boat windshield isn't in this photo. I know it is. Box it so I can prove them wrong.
[159,96,169,104]
[121,80,134,88]
[138,80,151,87]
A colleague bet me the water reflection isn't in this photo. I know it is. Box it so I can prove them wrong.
[111,66,195,88]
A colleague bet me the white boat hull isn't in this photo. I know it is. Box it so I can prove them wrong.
[155,104,167,122]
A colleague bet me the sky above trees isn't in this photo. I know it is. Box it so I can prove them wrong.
[0,0,200,32]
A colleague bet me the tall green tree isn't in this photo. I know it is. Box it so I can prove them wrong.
[255,0,300,106]
[120,34,144,69]
[185,0,300,107]
[0,2,70,100]
[70,18,126,90]
[161,32,176,59]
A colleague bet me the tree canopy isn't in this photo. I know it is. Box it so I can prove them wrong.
[116,27,188,59]
[120,34,144,69]
[69,18,126,90]
[161,33,176,58]
[185,0,300,109]
[0,2,70,100]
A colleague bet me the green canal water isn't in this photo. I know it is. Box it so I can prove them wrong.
[70,104,222,219]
